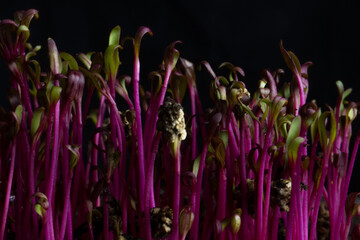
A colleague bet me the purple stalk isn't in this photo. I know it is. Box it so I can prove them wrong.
[255,127,272,240]
[91,95,105,195]
[261,159,273,240]
[302,170,309,240]
[72,99,86,226]
[237,118,249,239]
[190,141,210,240]
[45,97,61,240]
[216,166,226,240]
[172,142,182,240]
[309,150,331,240]
[144,133,161,240]
[336,133,360,237]
[0,141,16,240]
[17,121,35,240]
[133,50,146,214]
[189,87,198,161]
[144,65,172,162]
[293,73,305,116]
[59,168,74,240]
[270,207,280,240]
[286,153,303,240]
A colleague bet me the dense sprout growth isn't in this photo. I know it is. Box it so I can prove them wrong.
[1,9,360,240]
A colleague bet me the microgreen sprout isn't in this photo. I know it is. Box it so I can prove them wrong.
[0,9,360,240]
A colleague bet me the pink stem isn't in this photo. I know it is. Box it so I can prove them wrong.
[0,142,16,240]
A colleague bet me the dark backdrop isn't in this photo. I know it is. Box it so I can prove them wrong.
[1,0,360,191]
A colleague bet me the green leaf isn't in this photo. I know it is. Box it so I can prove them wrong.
[259,96,287,125]
[34,203,45,219]
[192,155,201,177]
[218,76,229,86]
[104,44,121,78]
[318,110,337,149]
[148,71,163,96]
[249,146,261,175]
[180,58,197,87]
[15,9,38,27]
[134,26,153,58]
[288,136,305,164]
[60,52,79,71]
[329,109,337,146]
[170,72,187,102]
[310,110,320,144]
[17,25,30,44]
[280,40,301,75]
[285,115,302,166]
[230,211,241,235]
[10,105,23,135]
[49,86,62,104]
[221,218,230,231]
[108,25,121,46]
[277,114,293,139]
[48,38,62,75]
[288,51,301,74]
[14,105,23,124]
[286,115,302,145]
[28,60,41,85]
[77,53,92,70]
[87,109,98,126]
[336,80,344,96]
[80,67,106,96]
[67,145,80,170]
[219,130,229,148]
[271,96,288,124]
[238,101,260,123]
[104,26,123,77]
[164,41,181,70]
[31,107,45,138]
[212,137,226,168]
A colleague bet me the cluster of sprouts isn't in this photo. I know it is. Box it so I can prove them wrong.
[1,9,360,240]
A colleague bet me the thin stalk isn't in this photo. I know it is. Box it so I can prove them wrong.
[286,153,304,240]
[59,111,70,240]
[144,133,161,240]
[270,207,280,240]
[238,117,249,239]
[172,142,182,240]
[309,149,331,240]
[336,133,360,237]
[0,141,16,240]
[216,166,226,240]
[133,53,146,213]
[255,126,272,240]
[45,98,61,240]
[190,141,210,240]
[261,159,273,240]
[59,169,74,240]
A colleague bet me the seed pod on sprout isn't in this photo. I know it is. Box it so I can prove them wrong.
[270,178,291,212]
[230,209,242,236]
[157,97,187,144]
[317,199,330,240]
[150,206,173,240]
[179,206,194,237]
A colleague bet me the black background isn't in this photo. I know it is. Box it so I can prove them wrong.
[1,0,360,191]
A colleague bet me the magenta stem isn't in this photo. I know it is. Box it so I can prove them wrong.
[0,141,16,240]
[172,143,182,240]
[144,133,161,240]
